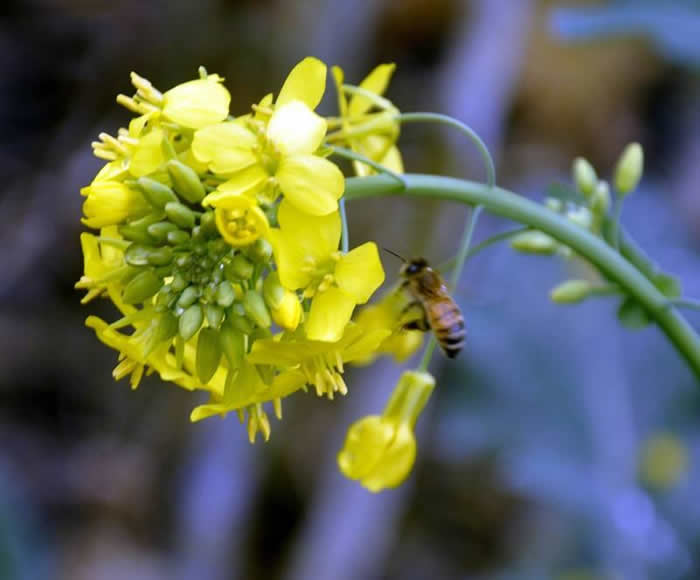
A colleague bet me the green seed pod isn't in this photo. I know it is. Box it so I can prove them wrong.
[229,255,254,280]
[171,273,187,292]
[125,243,152,266]
[510,231,557,255]
[572,157,597,198]
[196,327,222,384]
[166,230,190,246]
[614,142,643,197]
[165,201,196,229]
[247,238,273,263]
[179,303,203,341]
[155,311,179,343]
[219,324,245,369]
[216,281,236,307]
[263,272,285,310]
[177,286,199,308]
[137,177,179,209]
[243,290,271,328]
[550,280,594,304]
[122,269,163,304]
[147,246,173,266]
[166,159,206,204]
[147,221,179,242]
[206,304,225,329]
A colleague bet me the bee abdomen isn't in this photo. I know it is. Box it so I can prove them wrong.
[432,307,465,358]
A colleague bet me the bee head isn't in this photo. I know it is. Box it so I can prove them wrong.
[401,257,429,277]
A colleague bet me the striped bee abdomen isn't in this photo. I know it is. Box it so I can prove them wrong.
[429,301,465,358]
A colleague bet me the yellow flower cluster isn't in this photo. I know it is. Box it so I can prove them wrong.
[78,57,429,490]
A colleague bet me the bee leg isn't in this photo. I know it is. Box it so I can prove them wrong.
[403,317,430,331]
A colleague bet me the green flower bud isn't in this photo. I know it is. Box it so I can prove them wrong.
[614,142,643,196]
[154,311,178,343]
[263,272,285,310]
[166,159,206,204]
[146,221,179,242]
[510,231,557,254]
[590,180,610,217]
[118,224,154,244]
[215,281,236,307]
[179,303,203,341]
[196,327,222,384]
[545,197,563,213]
[219,324,245,369]
[124,243,152,266]
[227,312,253,334]
[550,280,593,304]
[166,230,190,246]
[171,274,187,292]
[572,157,597,197]
[137,177,179,209]
[177,286,199,308]
[165,201,196,229]
[247,238,273,263]
[200,211,218,237]
[242,290,271,328]
[228,255,254,280]
[122,269,163,304]
[147,246,173,266]
[206,304,225,329]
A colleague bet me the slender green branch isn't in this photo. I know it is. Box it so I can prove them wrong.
[396,113,496,190]
[329,145,406,188]
[611,196,625,251]
[345,173,700,379]
[439,226,531,273]
[670,298,700,312]
[419,205,483,372]
[339,198,349,254]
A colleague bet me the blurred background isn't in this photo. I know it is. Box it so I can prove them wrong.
[2,0,700,578]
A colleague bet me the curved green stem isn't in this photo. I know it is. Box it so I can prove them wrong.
[345,173,700,379]
[329,145,406,188]
[339,198,349,253]
[396,113,496,190]
[612,197,625,251]
[670,298,700,312]
[419,205,483,372]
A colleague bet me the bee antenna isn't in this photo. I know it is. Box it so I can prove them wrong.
[382,248,407,262]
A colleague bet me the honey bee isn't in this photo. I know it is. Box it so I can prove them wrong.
[393,254,465,358]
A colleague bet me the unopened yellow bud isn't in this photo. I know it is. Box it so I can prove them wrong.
[614,142,643,196]
[550,280,594,304]
[572,157,597,197]
[81,181,150,229]
[242,290,271,328]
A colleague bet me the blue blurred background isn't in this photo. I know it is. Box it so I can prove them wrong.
[1,0,700,578]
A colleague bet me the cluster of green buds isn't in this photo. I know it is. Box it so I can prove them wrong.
[510,142,645,306]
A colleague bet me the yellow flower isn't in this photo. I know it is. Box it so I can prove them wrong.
[331,64,403,176]
[86,315,202,391]
[354,290,424,364]
[193,57,345,216]
[247,322,390,399]
[213,193,270,247]
[338,370,434,492]
[269,200,385,341]
[75,228,128,304]
[81,180,150,228]
[161,75,231,129]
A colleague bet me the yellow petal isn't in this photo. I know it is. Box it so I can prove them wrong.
[331,66,348,117]
[276,199,341,257]
[162,78,230,129]
[201,164,269,207]
[335,242,385,304]
[337,416,394,480]
[276,57,327,110]
[192,122,258,174]
[305,287,356,342]
[268,229,314,290]
[276,154,344,216]
[129,128,165,177]
[361,423,416,492]
[349,63,396,117]
[267,102,326,156]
